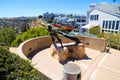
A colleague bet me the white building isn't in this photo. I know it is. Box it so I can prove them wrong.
[54,15,86,27]
[85,2,120,33]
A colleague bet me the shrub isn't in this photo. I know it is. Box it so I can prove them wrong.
[97,32,105,38]
[99,33,120,50]
[110,43,119,49]
[0,27,16,46]
[12,27,49,47]
[105,33,115,43]
[0,46,49,80]
[89,26,100,35]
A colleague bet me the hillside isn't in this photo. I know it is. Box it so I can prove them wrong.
[30,19,47,28]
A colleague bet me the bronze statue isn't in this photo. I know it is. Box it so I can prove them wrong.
[57,30,82,45]
[47,24,63,49]
[47,24,82,49]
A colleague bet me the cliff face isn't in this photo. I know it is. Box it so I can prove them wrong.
[0,17,36,29]
[0,17,46,30]
[29,19,46,28]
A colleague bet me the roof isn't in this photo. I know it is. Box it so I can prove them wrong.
[88,3,120,16]
[66,18,75,22]
[96,4,120,15]
[82,24,92,29]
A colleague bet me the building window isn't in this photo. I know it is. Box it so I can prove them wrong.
[116,21,119,30]
[90,15,93,20]
[102,20,120,33]
[112,21,115,29]
[108,21,111,29]
[106,21,108,29]
[90,14,99,21]
[96,15,99,20]
[90,15,92,20]
[77,19,80,22]
[95,15,97,20]
[102,21,105,28]
[81,19,86,22]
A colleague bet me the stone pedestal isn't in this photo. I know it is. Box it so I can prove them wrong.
[62,63,81,80]
[50,43,85,62]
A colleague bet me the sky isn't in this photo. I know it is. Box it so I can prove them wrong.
[0,0,120,18]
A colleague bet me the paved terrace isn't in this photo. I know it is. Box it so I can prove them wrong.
[9,36,120,80]
[10,47,120,80]
[28,47,120,80]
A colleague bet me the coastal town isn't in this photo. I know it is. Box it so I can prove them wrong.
[1,2,120,35]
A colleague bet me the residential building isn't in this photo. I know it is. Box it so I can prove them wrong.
[85,2,120,33]
[54,16,69,25]
[54,14,86,27]
[42,12,56,21]
[42,12,87,32]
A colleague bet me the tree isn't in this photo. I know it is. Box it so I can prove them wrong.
[38,15,42,19]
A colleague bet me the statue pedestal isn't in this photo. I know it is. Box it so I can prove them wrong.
[50,43,85,62]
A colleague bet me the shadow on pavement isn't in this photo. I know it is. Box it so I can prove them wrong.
[27,47,50,60]
[60,54,92,65]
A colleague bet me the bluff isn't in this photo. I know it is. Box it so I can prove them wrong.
[29,18,46,28]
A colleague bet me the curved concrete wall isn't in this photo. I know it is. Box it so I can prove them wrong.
[17,36,52,59]
[17,36,106,59]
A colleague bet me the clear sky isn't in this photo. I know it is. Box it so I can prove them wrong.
[0,0,120,18]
